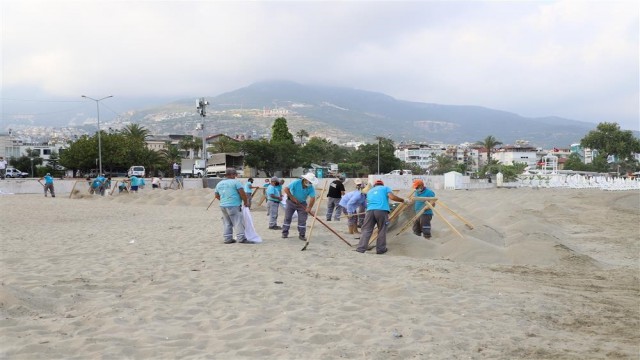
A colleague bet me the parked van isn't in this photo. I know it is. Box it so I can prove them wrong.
[5,168,29,178]
[127,166,145,177]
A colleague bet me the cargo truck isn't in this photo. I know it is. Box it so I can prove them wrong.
[180,159,206,178]
[205,153,244,177]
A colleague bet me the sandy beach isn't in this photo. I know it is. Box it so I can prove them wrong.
[1,186,638,359]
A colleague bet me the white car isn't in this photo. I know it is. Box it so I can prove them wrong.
[127,166,145,177]
[5,168,29,178]
[387,169,413,175]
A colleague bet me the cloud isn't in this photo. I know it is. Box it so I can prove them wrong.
[2,0,638,130]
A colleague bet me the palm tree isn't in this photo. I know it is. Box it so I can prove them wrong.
[296,129,309,144]
[121,124,150,142]
[160,143,182,164]
[209,136,240,153]
[477,135,503,166]
[432,154,456,174]
[178,136,197,159]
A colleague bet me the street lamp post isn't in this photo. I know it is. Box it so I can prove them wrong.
[377,137,380,174]
[82,95,113,175]
[196,98,209,164]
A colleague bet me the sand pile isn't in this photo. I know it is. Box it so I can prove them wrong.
[1,187,638,358]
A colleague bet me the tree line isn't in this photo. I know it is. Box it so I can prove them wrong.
[9,119,638,178]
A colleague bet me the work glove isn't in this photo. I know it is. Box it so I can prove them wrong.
[403,199,413,205]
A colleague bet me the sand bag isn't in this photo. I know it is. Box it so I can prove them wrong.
[242,207,262,243]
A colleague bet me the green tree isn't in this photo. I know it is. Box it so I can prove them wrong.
[240,139,278,176]
[160,143,182,174]
[138,147,165,176]
[295,129,309,144]
[299,137,337,167]
[193,137,204,158]
[498,162,528,182]
[453,163,468,175]
[589,154,610,173]
[9,148,43,177]
[208,136,241,153]
[101,132,134,172]
[46,151,60,169]
[43,151,64,177]
[179,136,197,158]
[121,123,150,142]
[160,143,181,163]
[271,117,295,144]
[477,135,503,166]
[60,135,98,176]
[563,153,588,171]
[401,161,424,175]
[263,118,298,175]
[60,131,149,176]
[580,122,640,174]
[431,154,456,175]
[338,162,369,178]
[270,142,299,177]
[347,137,400,175]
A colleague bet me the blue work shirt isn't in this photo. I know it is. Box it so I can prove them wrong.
[92,176,105,188]
[339,190,366,213]
[266,184,281,203]
[365,185,393,212]
[215,178,243,207]
[129,176,140,187]
[43,175,54,184]
[414,187,436,215]
[287,178,316,204]
[243,181,253,195]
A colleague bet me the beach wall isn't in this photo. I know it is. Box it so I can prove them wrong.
[0,177,206,195]
[0,175,499,195]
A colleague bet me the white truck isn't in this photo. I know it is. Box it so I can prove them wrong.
[205,153,244,177]
[180,159,206,178]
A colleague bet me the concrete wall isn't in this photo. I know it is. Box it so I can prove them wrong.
[0,175,496,195]
[0,177,209,195]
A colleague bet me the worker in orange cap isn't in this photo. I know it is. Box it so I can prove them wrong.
[412,179,436,239]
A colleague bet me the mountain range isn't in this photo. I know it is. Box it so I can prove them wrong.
[3,81,615,147]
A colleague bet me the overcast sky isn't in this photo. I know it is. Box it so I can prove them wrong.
[2,0,638,131]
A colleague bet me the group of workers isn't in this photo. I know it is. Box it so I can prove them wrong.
[214,168,436,254]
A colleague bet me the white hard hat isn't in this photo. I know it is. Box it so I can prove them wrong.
[301,172,318,185]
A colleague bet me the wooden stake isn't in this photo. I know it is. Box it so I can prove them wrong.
[301,180,329,251]
[68,180,79,199]
[437,200,474,229]
[427,201,464,238]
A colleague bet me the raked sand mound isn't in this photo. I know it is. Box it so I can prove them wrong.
[0,188,638,359]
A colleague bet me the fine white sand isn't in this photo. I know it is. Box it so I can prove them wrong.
[1,187,638,359]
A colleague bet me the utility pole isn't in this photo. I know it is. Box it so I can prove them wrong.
[81,95,113,175]
[196,98,209,164]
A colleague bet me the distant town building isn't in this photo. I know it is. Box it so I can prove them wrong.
[394,143,448,172]
[493,145,539,167]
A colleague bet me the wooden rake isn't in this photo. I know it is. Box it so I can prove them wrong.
[301,180,328,251]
